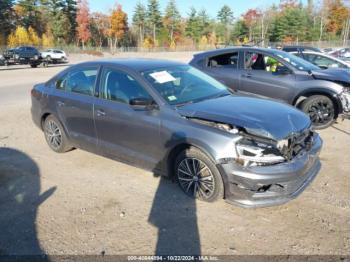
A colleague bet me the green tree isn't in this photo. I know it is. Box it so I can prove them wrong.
[231,19,249,42]
[197,9,211,37]
[147,0,162,45]
[185,7,200,43]
[217,5,234,26]
[132,2,147,46]
[64,0,77,43]
[270,6,308,42]
[163,0,181,42]
[51,10,71,44]
[217,5,234,44]
[16,0,44,34]
[0,0,14,45]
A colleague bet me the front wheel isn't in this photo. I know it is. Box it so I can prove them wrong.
[300,95,336,129]
[30,63,38,68]
[175,147,224,202]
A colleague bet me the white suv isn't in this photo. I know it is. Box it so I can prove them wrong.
[41,49,67,63]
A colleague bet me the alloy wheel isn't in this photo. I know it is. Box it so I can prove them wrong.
[45,120,62,150]
[177,157,215,200]
[308,100,334,127]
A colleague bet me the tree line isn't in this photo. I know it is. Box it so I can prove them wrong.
[0,0,349,50]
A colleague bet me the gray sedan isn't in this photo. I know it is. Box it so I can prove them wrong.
[31,59,322,207]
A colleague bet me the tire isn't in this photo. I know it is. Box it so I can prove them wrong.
[43,115,72,153]
[30,64,38,68]
[174,147,224,202]
[300,95,336,129]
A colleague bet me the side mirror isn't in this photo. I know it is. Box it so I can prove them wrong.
[275,66,291,75]
[129,97,157,109]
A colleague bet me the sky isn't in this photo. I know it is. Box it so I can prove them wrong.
[89,0,307,19]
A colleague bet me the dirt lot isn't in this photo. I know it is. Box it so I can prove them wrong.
[0,52,349,256]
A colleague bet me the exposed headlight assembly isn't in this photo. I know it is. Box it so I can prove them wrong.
[341,91,350,112]
[235,138,285,167]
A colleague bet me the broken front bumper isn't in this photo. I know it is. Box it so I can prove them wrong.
[340,92,350,119]
[218,134,322,208]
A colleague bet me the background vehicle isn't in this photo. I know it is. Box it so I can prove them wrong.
[41,49,67,63]
[291,51,350,70]
[329,48,350,58]
[31,59,322,207]
[282,45,322,53]
[190,47,350,129]
[2,46,42,67]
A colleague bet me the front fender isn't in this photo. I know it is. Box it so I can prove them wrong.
[293,86,343,113]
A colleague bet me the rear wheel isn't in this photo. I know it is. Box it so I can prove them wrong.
[175,147,224,202]
[44,115,72,153]
[300,95,335,129]
[30,63,38,68]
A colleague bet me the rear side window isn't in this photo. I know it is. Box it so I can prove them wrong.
[55,67,98,96]
[100,68,151,104]
[208,52,239,69]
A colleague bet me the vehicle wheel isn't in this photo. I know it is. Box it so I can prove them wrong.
[44,115,72,153]
[300,95,335,129]
[175,147,224,202]
[30,64,38,68]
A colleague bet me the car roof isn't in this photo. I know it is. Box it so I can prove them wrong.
[194,47,282,58]
[292,51,348,63]
[75,58,185,72]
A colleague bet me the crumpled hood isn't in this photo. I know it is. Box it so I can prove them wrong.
[177,95,311,141]
[311,68,350,89]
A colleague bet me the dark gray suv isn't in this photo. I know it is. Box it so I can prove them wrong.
[190,47,350,129]
[31,59,322,208]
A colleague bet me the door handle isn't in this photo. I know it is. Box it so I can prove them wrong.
[57,101,65,107]
[242,73,252,78]
[96,109,106,117]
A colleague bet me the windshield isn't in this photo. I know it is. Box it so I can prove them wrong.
[273,50,320,71]
[142,65,230,106]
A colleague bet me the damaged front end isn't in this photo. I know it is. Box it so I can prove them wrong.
[187,116,322,208]
[340,87,350,119]
[188,116,315,168]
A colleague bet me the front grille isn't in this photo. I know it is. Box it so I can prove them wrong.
[279,130,314,161]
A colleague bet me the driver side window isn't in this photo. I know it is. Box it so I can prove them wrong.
[100,68,151,104]
[245,52,284,73]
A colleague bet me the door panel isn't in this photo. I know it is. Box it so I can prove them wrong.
[204,51,241,90]
[94,67,162,170]
[50,66,98,151]
[240,51,296,102]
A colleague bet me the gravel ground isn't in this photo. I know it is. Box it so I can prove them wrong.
[0,53,349,256]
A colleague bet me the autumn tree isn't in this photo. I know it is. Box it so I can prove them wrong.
[242,9,261,41]
[28,26,41,45]
[90,12,110,48]
[42,32,54,47]
[132,2,147,46]
[7,26,30,47]
[147,0,162,45]
[163,0,181,42]
[76,0,90,49]
[110,4,128,52]
[326,0,349,36]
